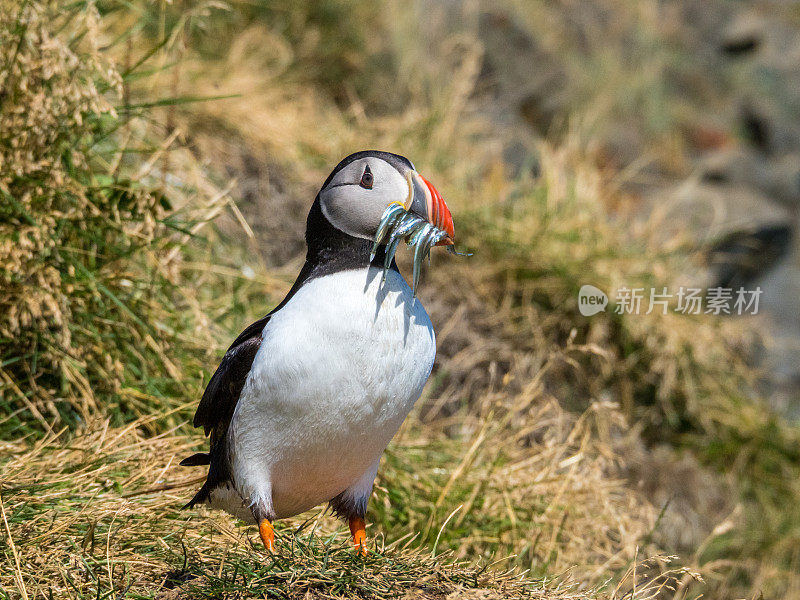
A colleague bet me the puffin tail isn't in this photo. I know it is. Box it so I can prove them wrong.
[180,453,211,509]
[183,483,211,509]
[180,452,210,467]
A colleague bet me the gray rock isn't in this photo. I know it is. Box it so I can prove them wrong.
[700,148,800,208]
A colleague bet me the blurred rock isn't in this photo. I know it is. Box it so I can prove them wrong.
[700,149,800,208]
[706,224,793,289]
[757,257,800,418]
[720,13,764,56]
[739,101,772,153]
[466,0,800,415]
[649,181,792,244]
[628,445,733,553]
[502,138,540,179]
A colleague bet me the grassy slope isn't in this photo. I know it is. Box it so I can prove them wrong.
[2,1,799,599]
[0,423,585,600]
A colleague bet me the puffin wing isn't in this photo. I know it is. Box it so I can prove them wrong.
[180,315,270,505]
[193,315,269,438]
[189,262,315,451]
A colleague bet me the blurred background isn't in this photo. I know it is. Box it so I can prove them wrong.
[2,1,800,599]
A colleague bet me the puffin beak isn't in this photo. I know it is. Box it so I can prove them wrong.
[407,171,455,245]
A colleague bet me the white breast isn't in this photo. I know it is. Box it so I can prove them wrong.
[226,266,436,519]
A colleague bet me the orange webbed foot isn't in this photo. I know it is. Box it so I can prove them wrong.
[349,516,368,556]
[259,519,275,552]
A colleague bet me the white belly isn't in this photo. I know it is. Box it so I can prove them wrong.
[225,266,435,519]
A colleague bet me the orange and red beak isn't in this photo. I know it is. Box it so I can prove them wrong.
[408,171,455,245]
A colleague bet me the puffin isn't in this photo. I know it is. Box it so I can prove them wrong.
[181,150,456,555]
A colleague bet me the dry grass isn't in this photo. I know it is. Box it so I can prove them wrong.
[3,1,800,599]
[0,0,120,425]
[0,415,698,600]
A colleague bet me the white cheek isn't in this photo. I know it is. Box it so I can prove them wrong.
[375,174,411,206]
[321,187,382,239]
[319,161,410,239]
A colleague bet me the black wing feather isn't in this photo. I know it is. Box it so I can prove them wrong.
[179,452,210,466]
[182,315,269,508]
[191,254,323,439]
[193,315,269,436]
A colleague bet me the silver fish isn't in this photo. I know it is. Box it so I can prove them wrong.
[411,224,436,293]
[370,203,407,261]
[372,204,469,296]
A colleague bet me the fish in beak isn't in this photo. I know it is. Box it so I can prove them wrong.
[371,170,466,295]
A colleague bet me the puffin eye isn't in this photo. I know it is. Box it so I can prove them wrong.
[359,165,373,189]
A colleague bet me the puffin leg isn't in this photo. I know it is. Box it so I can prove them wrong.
[349,516,367,556]
[258,519,275,552]
[251,491,276,552]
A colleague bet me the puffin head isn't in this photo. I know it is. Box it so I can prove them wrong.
[317,150,455,246]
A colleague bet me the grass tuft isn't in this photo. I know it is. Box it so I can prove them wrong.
[0,0,214,440]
